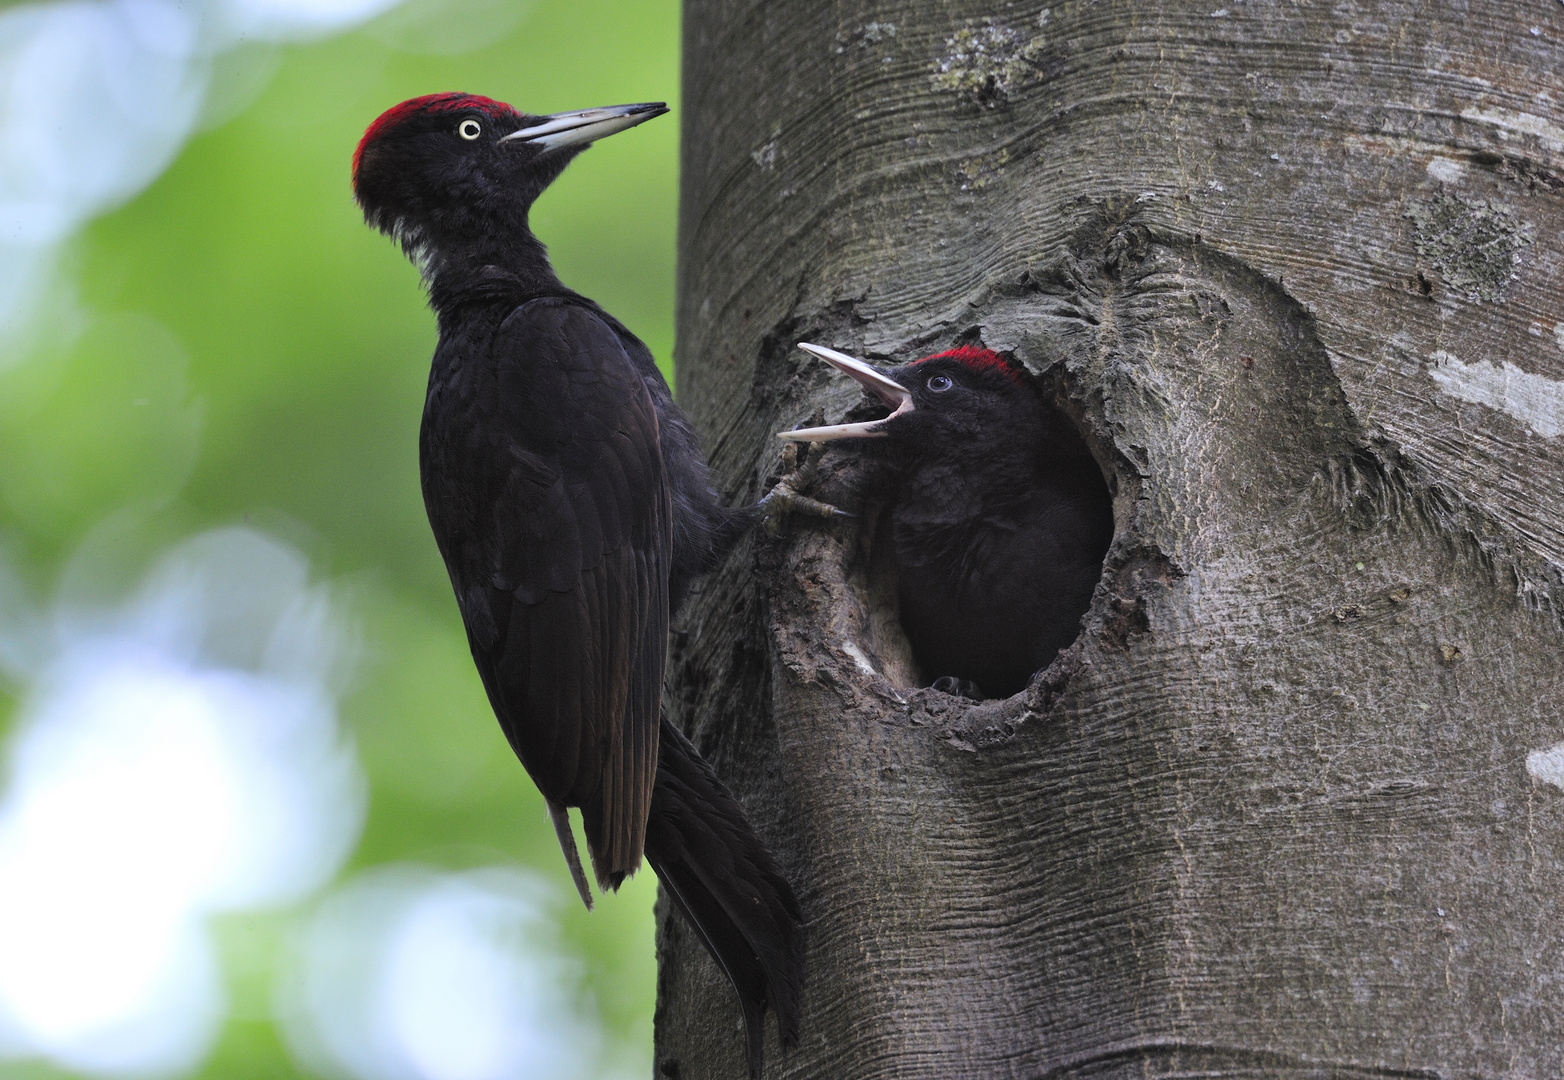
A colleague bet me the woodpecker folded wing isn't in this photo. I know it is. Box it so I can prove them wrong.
[454,298,670,894]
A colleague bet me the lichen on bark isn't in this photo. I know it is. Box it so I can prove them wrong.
[930,14,1049,107]
[1404,192,1536,302]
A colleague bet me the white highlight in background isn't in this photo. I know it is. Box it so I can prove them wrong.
[0,0,406,244]
[0,0,407,352]
[278,866,601,1080]
[0,527,365,1076]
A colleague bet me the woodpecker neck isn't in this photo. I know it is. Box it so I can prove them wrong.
[905,435,1041,506]
[424,224,565,315]
[880,400,1062,538]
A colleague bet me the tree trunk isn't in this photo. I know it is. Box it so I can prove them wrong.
[655,2,1564,1076]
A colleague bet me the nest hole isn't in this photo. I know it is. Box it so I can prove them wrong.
[844,364,1117,701]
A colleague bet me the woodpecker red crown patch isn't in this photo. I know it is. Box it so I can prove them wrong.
[913,346,1023,385]
[354,93,518,179]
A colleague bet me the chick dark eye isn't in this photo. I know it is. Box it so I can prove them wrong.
[927,375,954,393]
[457,118,482,140]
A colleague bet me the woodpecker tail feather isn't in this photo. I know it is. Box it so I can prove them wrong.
[547,800,595,910]
[644,717,805,1080]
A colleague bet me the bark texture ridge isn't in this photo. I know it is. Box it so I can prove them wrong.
[658,2,1564,1077]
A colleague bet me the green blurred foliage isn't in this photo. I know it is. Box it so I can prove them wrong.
[0,0,678,1074]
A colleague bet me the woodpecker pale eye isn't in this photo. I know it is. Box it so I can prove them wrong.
[457,118,482,140]
[927,375,954,392]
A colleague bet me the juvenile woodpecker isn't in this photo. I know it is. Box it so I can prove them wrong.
[781,343,1113,698]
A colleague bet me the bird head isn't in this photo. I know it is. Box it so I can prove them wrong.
[352,93,666,257]
[779,343,1038,458]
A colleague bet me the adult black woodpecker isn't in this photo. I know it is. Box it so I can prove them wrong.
[352,93,802,1076]
[780,343,1113,699]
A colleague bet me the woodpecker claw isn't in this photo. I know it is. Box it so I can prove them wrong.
[758,441,851,537]
[760,491,853,537]
[758,486,854,538]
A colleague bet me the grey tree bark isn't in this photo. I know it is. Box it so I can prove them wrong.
[654,2,1564,1077]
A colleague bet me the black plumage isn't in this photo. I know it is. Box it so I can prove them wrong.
[781,344,1113,699]
[353,92,801,1076]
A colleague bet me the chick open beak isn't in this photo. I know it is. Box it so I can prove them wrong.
[778,343,914,442]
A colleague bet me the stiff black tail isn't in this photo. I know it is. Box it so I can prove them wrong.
[643,716,805,1079]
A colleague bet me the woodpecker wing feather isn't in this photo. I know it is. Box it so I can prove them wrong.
[423,298,669,894]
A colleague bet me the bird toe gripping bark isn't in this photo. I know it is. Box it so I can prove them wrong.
[758,440,853,538]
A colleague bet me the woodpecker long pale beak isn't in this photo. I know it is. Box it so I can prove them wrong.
[500,103,668,151]
[778,343,914,442]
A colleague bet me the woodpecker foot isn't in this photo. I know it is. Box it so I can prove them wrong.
[758,441,852,538]
[759,488,852,538]
[931,676,985,701]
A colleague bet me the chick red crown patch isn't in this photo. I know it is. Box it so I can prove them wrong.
[913,346,1023,385]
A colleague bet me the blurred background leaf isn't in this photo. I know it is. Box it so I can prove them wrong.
[0,0,676,1076]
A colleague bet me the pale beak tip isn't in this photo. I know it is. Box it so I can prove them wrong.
[501,102,668,149]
